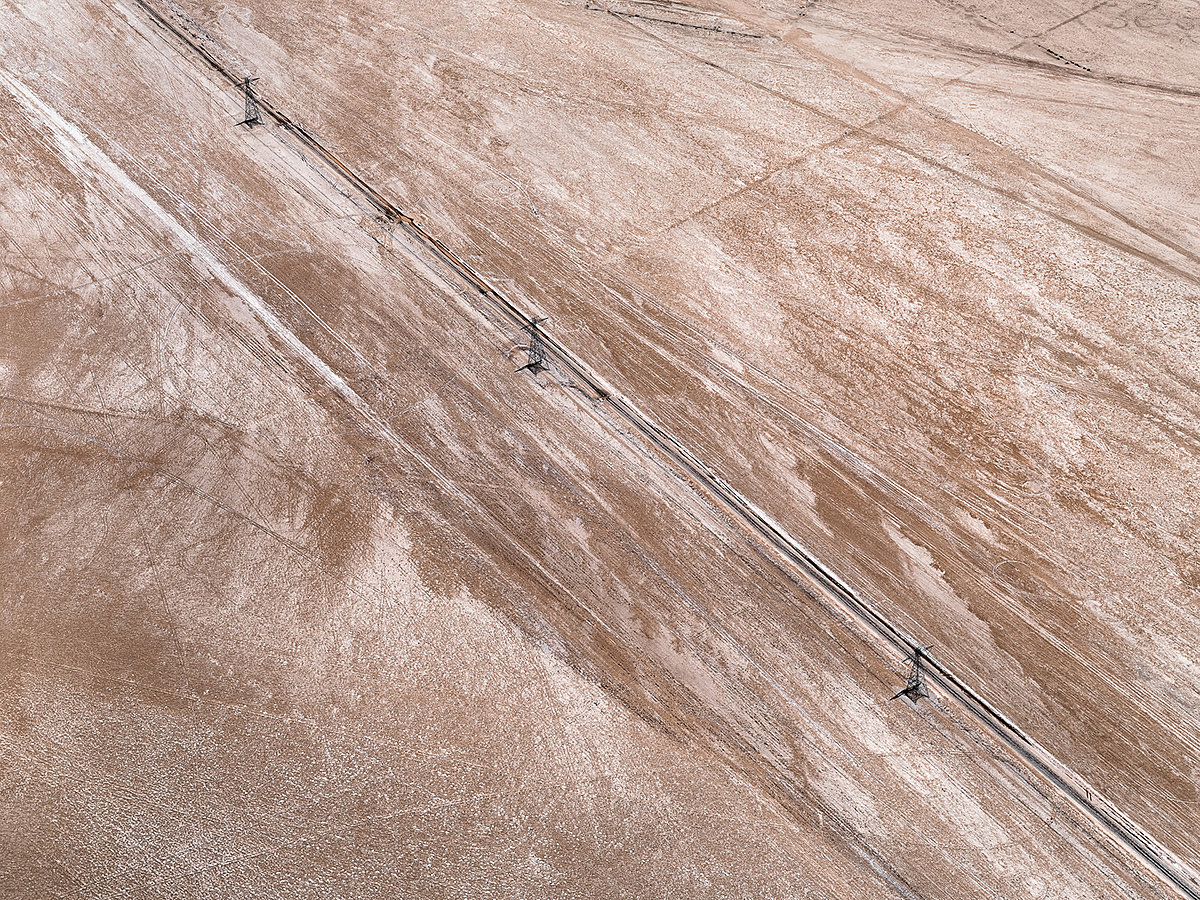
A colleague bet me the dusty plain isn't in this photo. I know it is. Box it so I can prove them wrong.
[1,0,1199,897]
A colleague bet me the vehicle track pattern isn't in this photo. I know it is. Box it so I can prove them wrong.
[112,1,1200,896]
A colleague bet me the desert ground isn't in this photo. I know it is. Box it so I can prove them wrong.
[2,0,1198,897]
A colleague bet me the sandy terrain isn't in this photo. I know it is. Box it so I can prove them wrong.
[2,0,1198,896]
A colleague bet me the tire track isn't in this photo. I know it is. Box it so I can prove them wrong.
[111,2,1200,895]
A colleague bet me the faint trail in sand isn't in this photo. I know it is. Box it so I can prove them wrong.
[71,2,1200,896]
[614,3,1200,284]
[0,69,396,445]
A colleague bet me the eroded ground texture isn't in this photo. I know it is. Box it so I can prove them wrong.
[2,0,1199,897]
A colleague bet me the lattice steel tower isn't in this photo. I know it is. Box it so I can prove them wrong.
[892,646,931,702]
[236,77,262,127]
[516,317,549,374]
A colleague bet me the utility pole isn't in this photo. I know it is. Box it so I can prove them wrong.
[236,77,262,127]
[892,646,931,702]
[516,317,549,374]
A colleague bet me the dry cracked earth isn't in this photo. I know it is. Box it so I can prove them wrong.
[2,0,1199,897]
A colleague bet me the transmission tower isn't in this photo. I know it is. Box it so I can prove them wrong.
[891,646,932,702]
[236,77,263,127]
[516,317,549,374]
